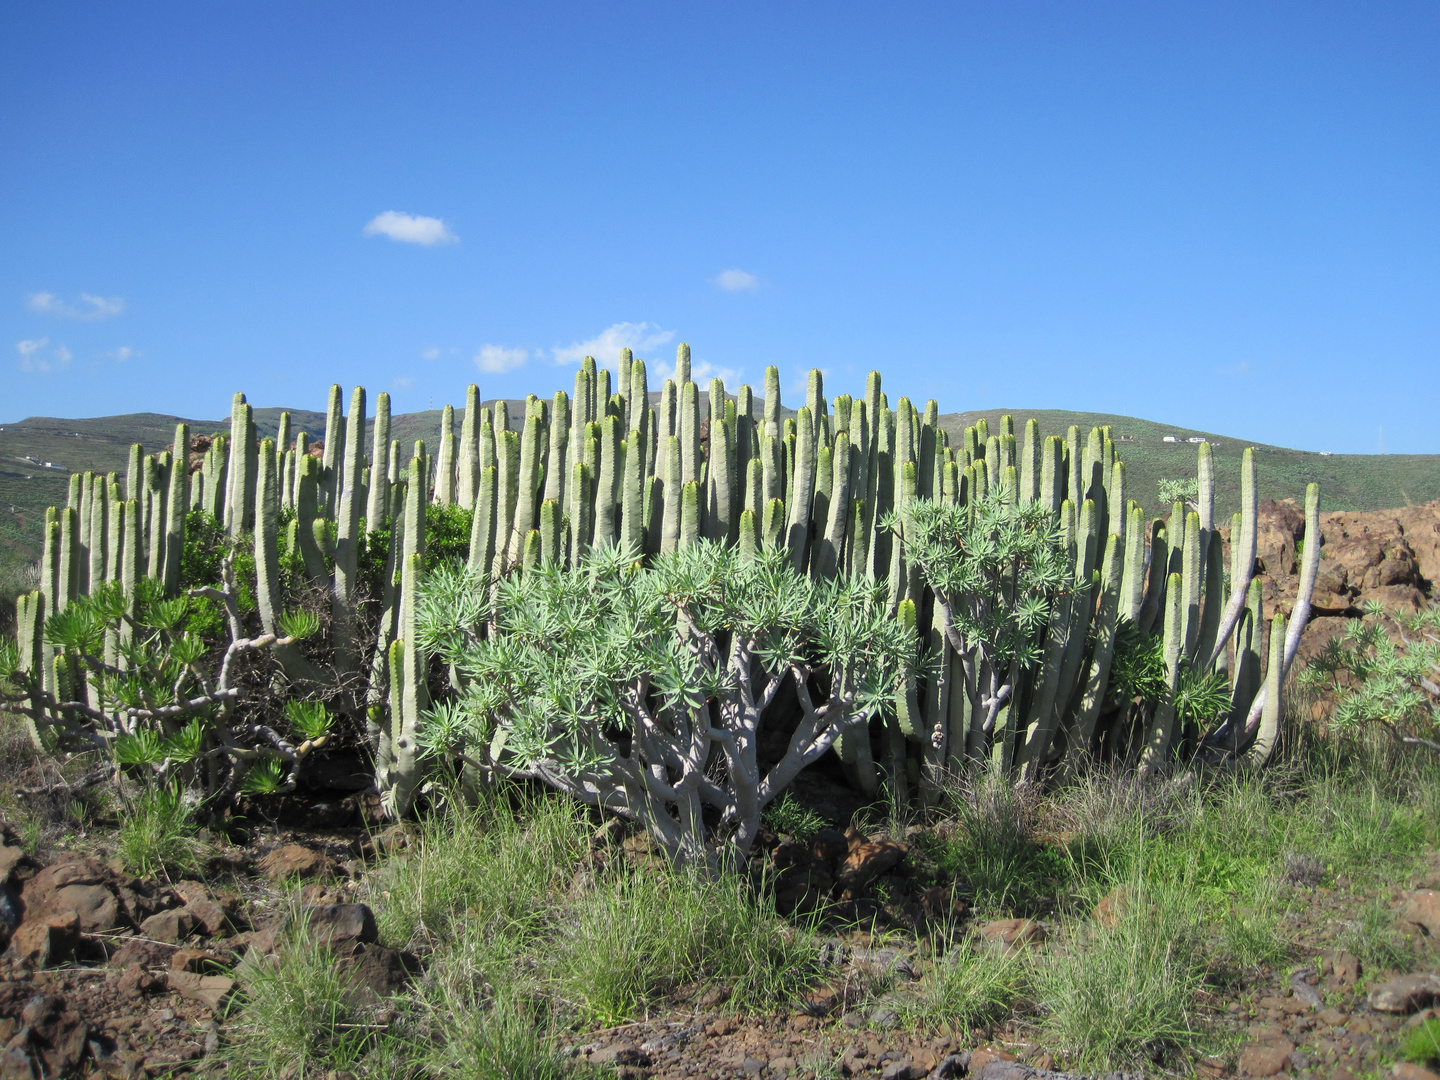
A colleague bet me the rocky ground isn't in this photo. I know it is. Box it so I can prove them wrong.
[0,501,1435,1080]
[0,809,1434,1080]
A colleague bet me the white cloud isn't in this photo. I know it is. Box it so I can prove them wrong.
[552,322,676,369]
[16,338,72,374]
[27,292,125,320]
[474,344,529,374]
[110,346,135,361]
[419,346,442,360]
[363,211,457,246]
[714,268,760,292]
[392,376,415,391]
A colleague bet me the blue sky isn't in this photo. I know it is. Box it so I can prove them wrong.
[2,2,1436,453]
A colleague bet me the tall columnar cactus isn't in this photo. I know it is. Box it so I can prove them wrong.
[458,385,480,509]
[434,403,457,506]
[367,392,392,528]
[333,387,367,677]
[321,383,344,513]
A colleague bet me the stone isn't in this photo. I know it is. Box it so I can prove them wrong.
[183,898,233,937]
[139,908,198,943]
[968,1048,1018,1074]
[587,1043,650,1066]
[812,829,849,869]
[1369,974,1440,1014]
[0,848,25,884]
[1093,884,1132,928]
[257,844,339,881]
[338,942,421,1006]
[1402,890,1440,937]
[882,1061,921,1080]
[167,971,235,1011]
[1319,1008,1350,1026]
[1360,584,1428,616]
[9,912,79,967]
[14,993,90,1077]
[170,948,228,974]
[1240,1040,1296,1076]
[293,904,378,946]
[48,882,122,932]
[837,839,908,887]
[109,936,178,968]
[1393,1066,1440,1080]
[929,1054,971,1079]
[978,918,1046,950]
[1329,950,1361,989]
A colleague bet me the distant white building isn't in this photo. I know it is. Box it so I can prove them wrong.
[1319,451,1333,457]
[1162,435,1179,443]
[1187,436,1205,443]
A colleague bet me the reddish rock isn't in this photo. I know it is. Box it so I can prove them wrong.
[1402,890,1440,937]
[139,908,197,943]
[167,970,235,1011]
[14,992,90,1077]
[1093,884,1133,928]
[257,844,339,881]
[293,903,378,947]
[182,898,232,937]
[339,941,421,1006]
[811,829,849,869]
[48,882,121,933]
[0,847,26,884]
[109,937,178,969]
[1240,1040,1296,1076]
[1360,584,1428,615]
[1369,973,1440,1013]
[978,918,1046,950]
[9,912,79,968]
[837,840,907,887]
[1394,1065,1440,1080]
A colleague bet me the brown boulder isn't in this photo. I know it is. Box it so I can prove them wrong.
[50,883,122,933]
[183,898,233,937]
[1402,890,1440,937]
[14,993,90,1077]
[1255,500,1305,577]
[1368,973,1440,1013]
[1092,884,1133,928]
[338,941,421,1006]
[139,908,197,943]
[292,904,378,947]
[978,918,1045,950]
[167,970,235,1011]
[1239,1040,1295,1077]
[8,912,79,968]
[0,848,26,885]
[837,840,907,887]
[1359,584,1428,616]
[257,844,339,881]
[108,937,178,968]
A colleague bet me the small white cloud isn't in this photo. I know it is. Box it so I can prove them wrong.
[109,346,135,361]
[16,338,72,374]
[474,344,529,374]
[714,269,760,292]
[363,211,457,246]
[392,376,415,391]
[553,322,676,369]
[27,292,125,320]
[419,346,442,360]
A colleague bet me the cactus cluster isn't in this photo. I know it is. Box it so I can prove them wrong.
[6,343,1320,818]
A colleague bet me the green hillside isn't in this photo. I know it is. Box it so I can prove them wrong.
[3,402,1436,575]
[942,408,1440,523]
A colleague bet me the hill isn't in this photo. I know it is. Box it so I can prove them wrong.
[3,402,1436,573]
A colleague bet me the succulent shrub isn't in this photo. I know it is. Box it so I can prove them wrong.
[414,540,914,870]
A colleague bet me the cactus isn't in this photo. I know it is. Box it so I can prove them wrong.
[333,387,367,675]
[367,392,392,527]
[458,385,480,509]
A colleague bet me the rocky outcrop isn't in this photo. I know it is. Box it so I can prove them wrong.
[1224,499,1438,668]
